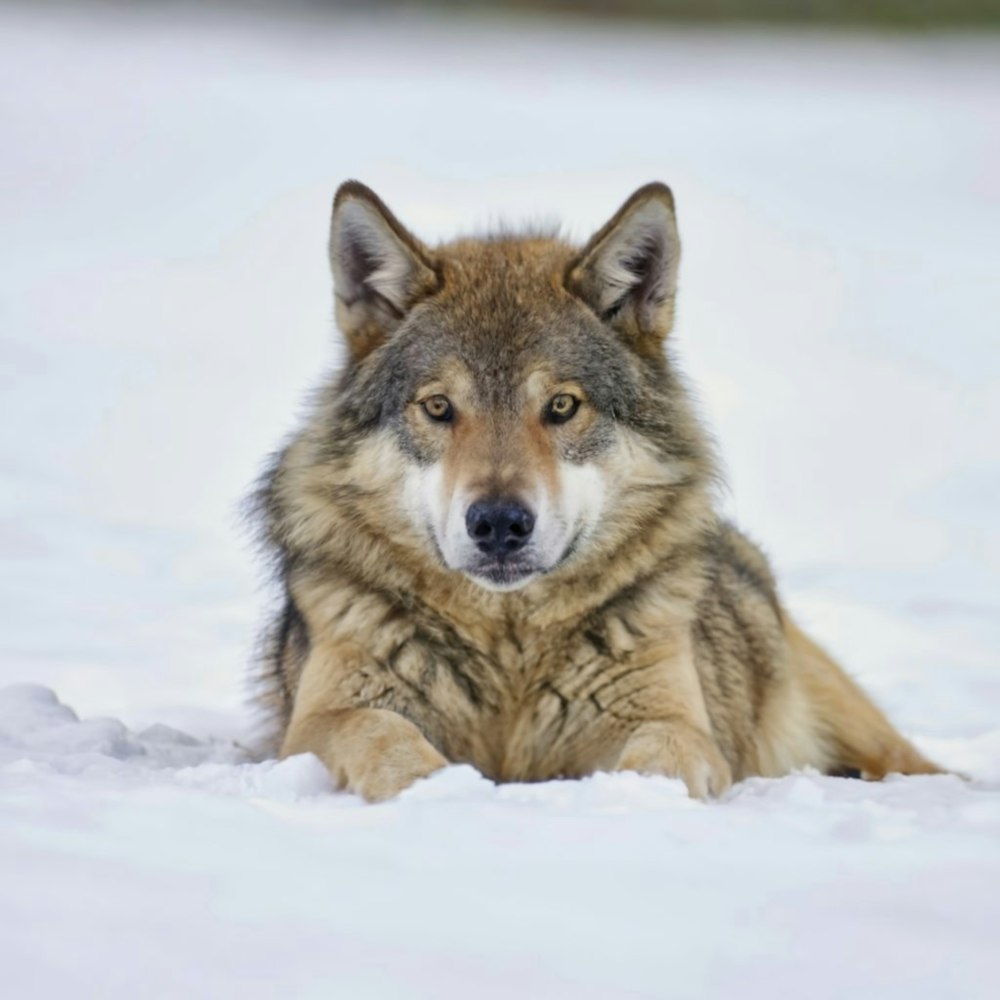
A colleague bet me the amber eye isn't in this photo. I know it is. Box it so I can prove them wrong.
[546,393,580,425]
[421,394,454,423]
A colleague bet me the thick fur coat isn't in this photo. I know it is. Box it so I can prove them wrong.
[252,181,940,801]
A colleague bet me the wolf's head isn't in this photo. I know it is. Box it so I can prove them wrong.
[321,181,709,592]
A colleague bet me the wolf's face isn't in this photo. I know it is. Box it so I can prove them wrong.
[394,333,618,590]
[327,182,697,591]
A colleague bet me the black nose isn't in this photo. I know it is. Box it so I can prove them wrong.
[465,499,535,555]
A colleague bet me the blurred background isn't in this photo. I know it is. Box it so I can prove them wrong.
[1,0,998,751]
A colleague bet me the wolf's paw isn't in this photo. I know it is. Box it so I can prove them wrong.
[291,708,449,804]
[615,721,732,799]
[340,735,448,803]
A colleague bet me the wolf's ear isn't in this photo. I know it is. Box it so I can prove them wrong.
[329,181,439,360]
[565,183,680,355]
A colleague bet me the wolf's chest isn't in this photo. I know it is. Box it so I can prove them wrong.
[373,631,629,781]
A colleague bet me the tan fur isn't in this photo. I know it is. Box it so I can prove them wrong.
[254,181,943,802]
[785,620,941,778]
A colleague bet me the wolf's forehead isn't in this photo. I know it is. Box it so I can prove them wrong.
[436,238,574,325]
[404,309,587,395]
[384,236,641,411]
[400,334,558,404]
[416,239,582,354]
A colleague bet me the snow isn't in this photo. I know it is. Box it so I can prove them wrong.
[1,3,999,997]
[4,685,999,999]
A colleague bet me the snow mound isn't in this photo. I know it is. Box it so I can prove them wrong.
[0,683,244,772]
[0,684,337,801]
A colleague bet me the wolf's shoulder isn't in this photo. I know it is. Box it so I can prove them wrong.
[701,519,780,612]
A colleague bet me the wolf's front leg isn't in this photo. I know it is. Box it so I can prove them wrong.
[594,632,733,799]
[281,707,448,802]
[615,719,732,799]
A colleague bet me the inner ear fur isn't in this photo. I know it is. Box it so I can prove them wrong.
[329,180,440,361]
[565,182,681,355]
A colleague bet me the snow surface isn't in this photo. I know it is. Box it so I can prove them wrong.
[1,3,999,997]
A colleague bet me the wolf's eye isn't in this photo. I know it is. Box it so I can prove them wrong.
[546,393,580,425]
[422,395,454,423]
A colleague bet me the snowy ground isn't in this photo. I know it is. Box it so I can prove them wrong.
[2,3,999,997]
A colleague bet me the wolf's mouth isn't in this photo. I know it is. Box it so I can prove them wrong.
[462,528,586,591]
[466,556,539,591]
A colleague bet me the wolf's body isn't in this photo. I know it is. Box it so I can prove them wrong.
[253,181,940,801]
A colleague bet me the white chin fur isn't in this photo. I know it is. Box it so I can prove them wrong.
[464,570,539,593]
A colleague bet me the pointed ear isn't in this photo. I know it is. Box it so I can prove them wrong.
[565,183,680,355]
[329,181,440,360]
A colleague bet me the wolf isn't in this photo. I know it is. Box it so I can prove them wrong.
[252,180,941,802]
